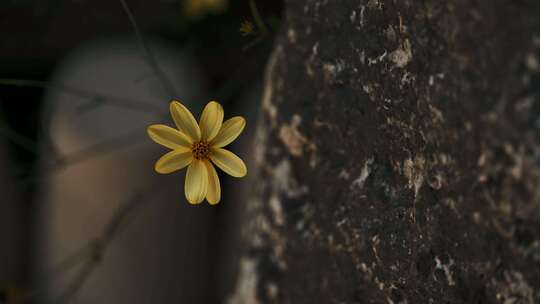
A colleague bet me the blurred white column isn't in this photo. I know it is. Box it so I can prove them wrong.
[33,37,220,303]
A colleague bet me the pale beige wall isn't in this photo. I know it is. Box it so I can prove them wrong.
[33,38,222,303]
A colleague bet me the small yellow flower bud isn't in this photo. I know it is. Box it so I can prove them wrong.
[240,20,256,36]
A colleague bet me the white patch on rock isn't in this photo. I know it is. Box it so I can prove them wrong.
[360,5,366,27]
[367,0,383,9]
[278,114,316,157]
[400,71,415,88]
[351,157,374,190]
[305,43,319,77]
[253,124,268,166]
[434,256,455,286]
[362,84,373,94]
[266,282,279,300]
[360,50,366,65]
[323,60,346,78]
[339,168,350,180]
[403,155,426,200]
[269,195,285,226]
[311,42,319,58]
[272,159,309,199]
[287,29,297,43]
[494,270,535,304]
[227,258,259,304]
[526,53,539,72]
[413,173,424,199]
[368,51,387,66]
[262,46,283,127]
[389,39,412,68]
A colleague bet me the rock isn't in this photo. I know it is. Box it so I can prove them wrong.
[229,0,540,303]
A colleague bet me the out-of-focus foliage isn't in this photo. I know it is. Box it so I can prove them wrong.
[183,0,228,19]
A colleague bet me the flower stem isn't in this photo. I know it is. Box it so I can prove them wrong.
[249,0,268,36]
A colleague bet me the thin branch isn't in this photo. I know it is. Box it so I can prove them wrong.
[22,183,158,303]
[17,128,148,189]
[56,260,96,303]
[249,0,269,36]
[18,240,99,303]
[242,36,264,52]
[0,122,38,155]
[55,129,145,168]
[56,190,154,303]
[49,241,99,277]
[0,78,163,114]
[119,0,178,98]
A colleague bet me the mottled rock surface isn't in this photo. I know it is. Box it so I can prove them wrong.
[229,0,540,303]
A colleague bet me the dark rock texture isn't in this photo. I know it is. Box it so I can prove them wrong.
[228,0,540,303]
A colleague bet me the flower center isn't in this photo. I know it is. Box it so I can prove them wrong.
[192,141,210,160]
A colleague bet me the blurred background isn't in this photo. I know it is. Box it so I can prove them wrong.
[0,0,283,303]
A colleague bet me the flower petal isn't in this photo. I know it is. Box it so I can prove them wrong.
[199,101,224,142]
[204,160,221,205]
[209,148,247,178]
[185,159,208,204]
[170,100,201,142]
[147,124,193,149]
[210,116,246,148]
[154,150,193,174]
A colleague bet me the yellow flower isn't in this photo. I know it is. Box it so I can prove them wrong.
[240,20,255,36]
[147,100,247,205]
